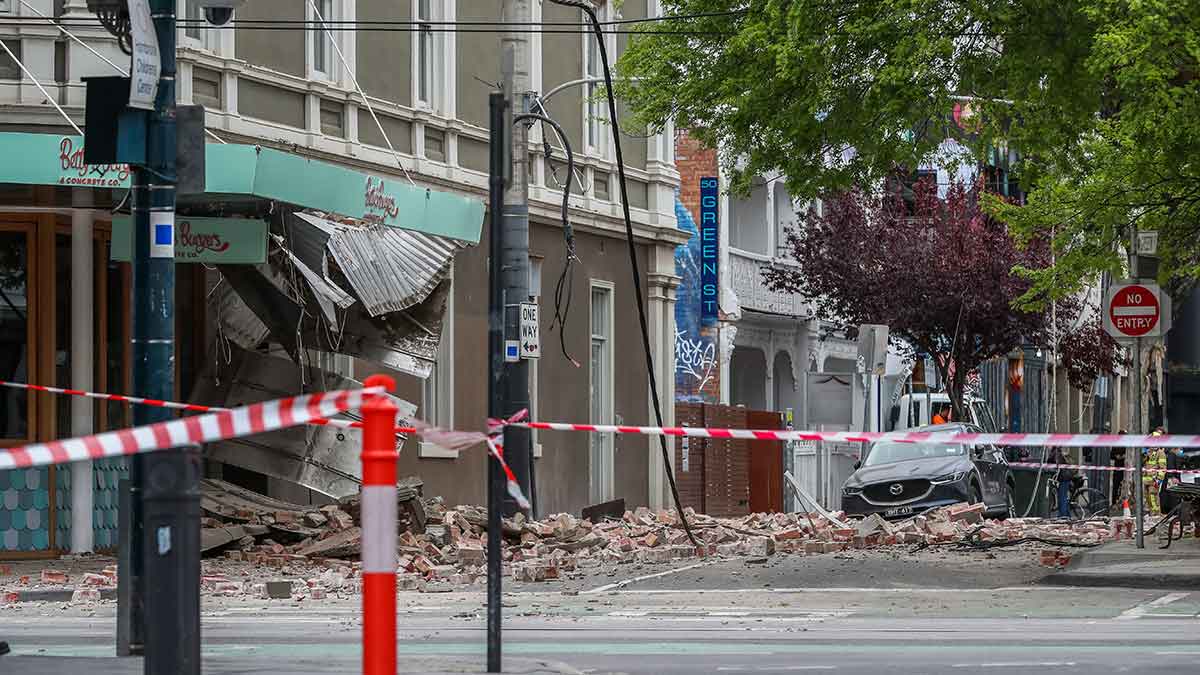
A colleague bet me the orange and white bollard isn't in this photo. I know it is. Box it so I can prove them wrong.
[361,375,398,675]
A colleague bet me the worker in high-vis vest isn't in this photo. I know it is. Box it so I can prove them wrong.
[1143,429,1168,516]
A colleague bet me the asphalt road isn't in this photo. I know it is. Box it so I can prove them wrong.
[5,573,1200,674]
[5,546,1199,674]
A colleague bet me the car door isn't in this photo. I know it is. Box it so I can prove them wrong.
[969,430,1004,506]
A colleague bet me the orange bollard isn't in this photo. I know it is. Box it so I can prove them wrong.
[361,375,398,675]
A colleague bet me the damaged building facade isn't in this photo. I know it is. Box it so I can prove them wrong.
[0,0,684,558]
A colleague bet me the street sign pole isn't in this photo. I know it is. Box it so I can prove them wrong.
[1133,335,1143,548]
[1103,277,1175,549]
[486,91,508,674]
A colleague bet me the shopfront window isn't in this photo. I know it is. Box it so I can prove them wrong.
[0,230,28,439]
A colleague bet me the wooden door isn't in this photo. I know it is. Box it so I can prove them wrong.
[673,403,706,513]
[747,409,784,513]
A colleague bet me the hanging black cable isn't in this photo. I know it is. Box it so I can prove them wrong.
[527,101,582,367]
[546,0,699,549]
[514,111,579,366]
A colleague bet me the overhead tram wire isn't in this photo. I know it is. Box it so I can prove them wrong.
[0,10,747,33]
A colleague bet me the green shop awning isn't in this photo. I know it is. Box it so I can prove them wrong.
[0,132,484,244]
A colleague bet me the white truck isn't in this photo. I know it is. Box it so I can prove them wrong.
[886,392,1001,433]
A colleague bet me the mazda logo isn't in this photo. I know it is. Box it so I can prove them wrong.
[889,483,904,496]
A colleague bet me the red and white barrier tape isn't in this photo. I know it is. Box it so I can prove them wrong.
[1009,461,1200,476]
[0,379,417,435]
[0,386,384,470]
[485,438,532,510]
[515,421,1200,449]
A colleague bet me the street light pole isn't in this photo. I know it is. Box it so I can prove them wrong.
[132,1,201,672]
[500,0,533,514]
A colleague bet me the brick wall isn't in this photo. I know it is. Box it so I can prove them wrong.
[675,129,718,221]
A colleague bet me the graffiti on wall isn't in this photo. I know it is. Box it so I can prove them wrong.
[674,195,720,402]
[676,329,718,394]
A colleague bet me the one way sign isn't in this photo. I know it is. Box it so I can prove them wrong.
[519,302,540,359]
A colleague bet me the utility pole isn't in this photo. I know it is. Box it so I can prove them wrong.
[500,0,534,513]
[127,0,200,670]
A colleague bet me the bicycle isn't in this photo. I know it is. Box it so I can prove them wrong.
[1045,471,1110,520]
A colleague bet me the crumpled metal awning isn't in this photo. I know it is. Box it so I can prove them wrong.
[293,212,463,317]
[214,209,464,379]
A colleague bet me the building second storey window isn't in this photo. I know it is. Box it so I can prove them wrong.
[413,0,451,113]
[581,1,613,156]
[309,0,338,81]
[182,0,219,52]
[416,0,433,105]
[583,7,601,153]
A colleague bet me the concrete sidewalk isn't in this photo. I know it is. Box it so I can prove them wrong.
[1042,535,1200,589]
[1,655,584,675]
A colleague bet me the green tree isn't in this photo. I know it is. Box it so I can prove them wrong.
[618,1,1200,303]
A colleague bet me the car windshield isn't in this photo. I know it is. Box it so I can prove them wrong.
[862,441,966,467]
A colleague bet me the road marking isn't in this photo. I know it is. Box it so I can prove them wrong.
[715,662,840,667]
[594,586,1085,595]
[582,560,715,594]
[1155,651,1200,655]
[1117,592,1189,620]
[953,663,1076,668]
[604,608,851,623]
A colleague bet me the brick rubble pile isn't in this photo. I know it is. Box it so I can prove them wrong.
[2,499,1141,604]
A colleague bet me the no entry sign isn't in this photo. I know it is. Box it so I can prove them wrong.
[1104,281,1172,339]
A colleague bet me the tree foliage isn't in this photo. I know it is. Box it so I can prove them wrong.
[619,1,1200,301]
[762,180,1118,416]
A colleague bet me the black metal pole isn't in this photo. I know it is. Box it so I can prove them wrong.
[132,2,200,673]
[486,91,508,674]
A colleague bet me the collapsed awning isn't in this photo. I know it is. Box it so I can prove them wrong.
[189,347,417,499]
[215,209,461,379]
[291,212,464,317]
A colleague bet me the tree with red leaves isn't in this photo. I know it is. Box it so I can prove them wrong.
[764,179,1119,420]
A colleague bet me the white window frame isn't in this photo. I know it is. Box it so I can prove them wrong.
[589,280,615,502]
[581,1,614,158]
[412,0,453,114]
[307,0,342,82]
[419,272,456,458]
[179,0,231,54]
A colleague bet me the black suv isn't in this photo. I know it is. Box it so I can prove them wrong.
[841,423,1016,520]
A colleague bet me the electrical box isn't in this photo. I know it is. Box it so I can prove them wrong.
[83,76,147,166]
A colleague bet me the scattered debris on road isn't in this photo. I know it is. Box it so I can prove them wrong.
[0,493,1142,604]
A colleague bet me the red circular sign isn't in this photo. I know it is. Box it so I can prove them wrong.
[1109,284,1160,337]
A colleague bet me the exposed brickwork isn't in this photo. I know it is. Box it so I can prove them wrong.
[674,403,707,513]
[675,129,719,221]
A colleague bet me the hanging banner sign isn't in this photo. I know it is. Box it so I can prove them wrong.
[127,0,161,110]
[111,216,267,264]
[699,176,719,327]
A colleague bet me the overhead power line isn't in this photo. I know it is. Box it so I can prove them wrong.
[0,20,729,35]
[0,9,748,34]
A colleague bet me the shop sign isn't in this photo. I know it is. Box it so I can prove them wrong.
[363,176,401,224]
[58,137,131,188]
[111,216,267,264]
